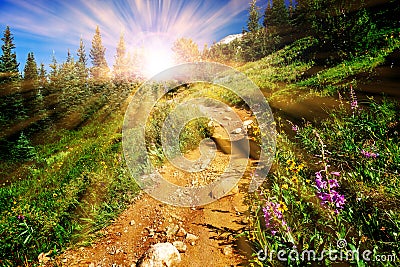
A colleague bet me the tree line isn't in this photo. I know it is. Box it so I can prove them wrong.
[200,0,399,63]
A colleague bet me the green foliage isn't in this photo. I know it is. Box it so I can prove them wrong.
[0,111,139,265]
[247,0,261,32]
[113,33,130,82]
[10,132,36,161]
[76,37,89,83]
[89,26,109,81]
[23,52,38,82]
[248,98,400,265]
[172,37,201,63]
[0,26,19,84]
[264,0,289,29]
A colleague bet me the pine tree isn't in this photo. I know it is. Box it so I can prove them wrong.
[38,63,47,87]
[0,26,20,84]
[113,33,129,82]
[36,63,47,114]
[89,26,109,81]
[49,52,58,86]
[247,0,260,32]
[66,49,72,63]
[172,38,200,63]
[0,26,22,123]
[263,0,273,28]
[269,0,289,28]
[76,37,88,83]
[23,52,38,82]
[77,37,87,66]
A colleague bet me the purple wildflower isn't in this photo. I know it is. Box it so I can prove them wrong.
[262,201,289,235]
[292,125,299,132]
[328,179,339,188]
[350,85,358,110]
[17,215,25,220]
[361,149,379,159]
[351,100,358,109]
[314,172,346,212]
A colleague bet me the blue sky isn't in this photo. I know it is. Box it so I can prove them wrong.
[0,0,285,70]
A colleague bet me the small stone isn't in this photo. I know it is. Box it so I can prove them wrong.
[243,120,253,127]
[222,246,234,256]
[89,263,95,267]
[138,243,181,267]
[165,224,179,238]
[130,220,136,226]
[172,241,187,253]
[185,233,199,242]
[231,128,242,134]
[176,227,187,237]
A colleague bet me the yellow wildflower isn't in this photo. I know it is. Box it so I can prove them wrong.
[278,202,288,213]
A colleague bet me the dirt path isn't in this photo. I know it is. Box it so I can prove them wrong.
[54,107,256,267]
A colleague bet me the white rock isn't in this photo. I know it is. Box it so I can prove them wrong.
[185,233,199,242]
[165,224,179,238]
[243,120,253,127]
[139,243,181,267]
[130,220,136,226]
[176,227,187,237]
[172,241,187,252]
[222,245,234,256]
[231,128,242,134]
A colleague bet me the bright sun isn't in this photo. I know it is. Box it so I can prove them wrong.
[143,46,175,78]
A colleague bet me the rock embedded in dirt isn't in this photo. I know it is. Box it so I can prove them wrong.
[138,243,181,267]
[172,241,187,253]
[130,220,136,226]
[176,227,187,237]
[222,245,234,256]
[165,224,179,238]
[185,233,199,241]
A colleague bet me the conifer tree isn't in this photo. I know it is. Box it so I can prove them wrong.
[23,52,38,82]
[89,26,109,81]
[113,33,129,82]
[77,37,87,66]
[76,37,88,83]
[172,38,200,63]
[0,26,19,84]
[49,52,58,87]
[247,0,260,32]
[36,63,46,114]
[38,63,47,87]
[269,0,289,28]
[0,26,22,123]
[263,0,273,28]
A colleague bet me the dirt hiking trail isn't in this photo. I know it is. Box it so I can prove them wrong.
[54,107,257,267]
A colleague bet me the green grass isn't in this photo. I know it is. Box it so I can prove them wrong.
[0,83,213,266]
[0,107,138,265]
[246,96,399,266]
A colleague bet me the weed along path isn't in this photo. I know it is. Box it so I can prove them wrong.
[55,105,257,267]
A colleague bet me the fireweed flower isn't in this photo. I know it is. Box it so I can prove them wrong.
[314,172,346,213]
[262,201,290,235]
[292,125,299,132]
[361,149,379,158]
[350,85,358,110]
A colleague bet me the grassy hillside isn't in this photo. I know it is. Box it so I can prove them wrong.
[1,26,399,267]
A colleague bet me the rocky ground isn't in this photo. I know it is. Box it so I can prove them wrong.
[50,106,257,267]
